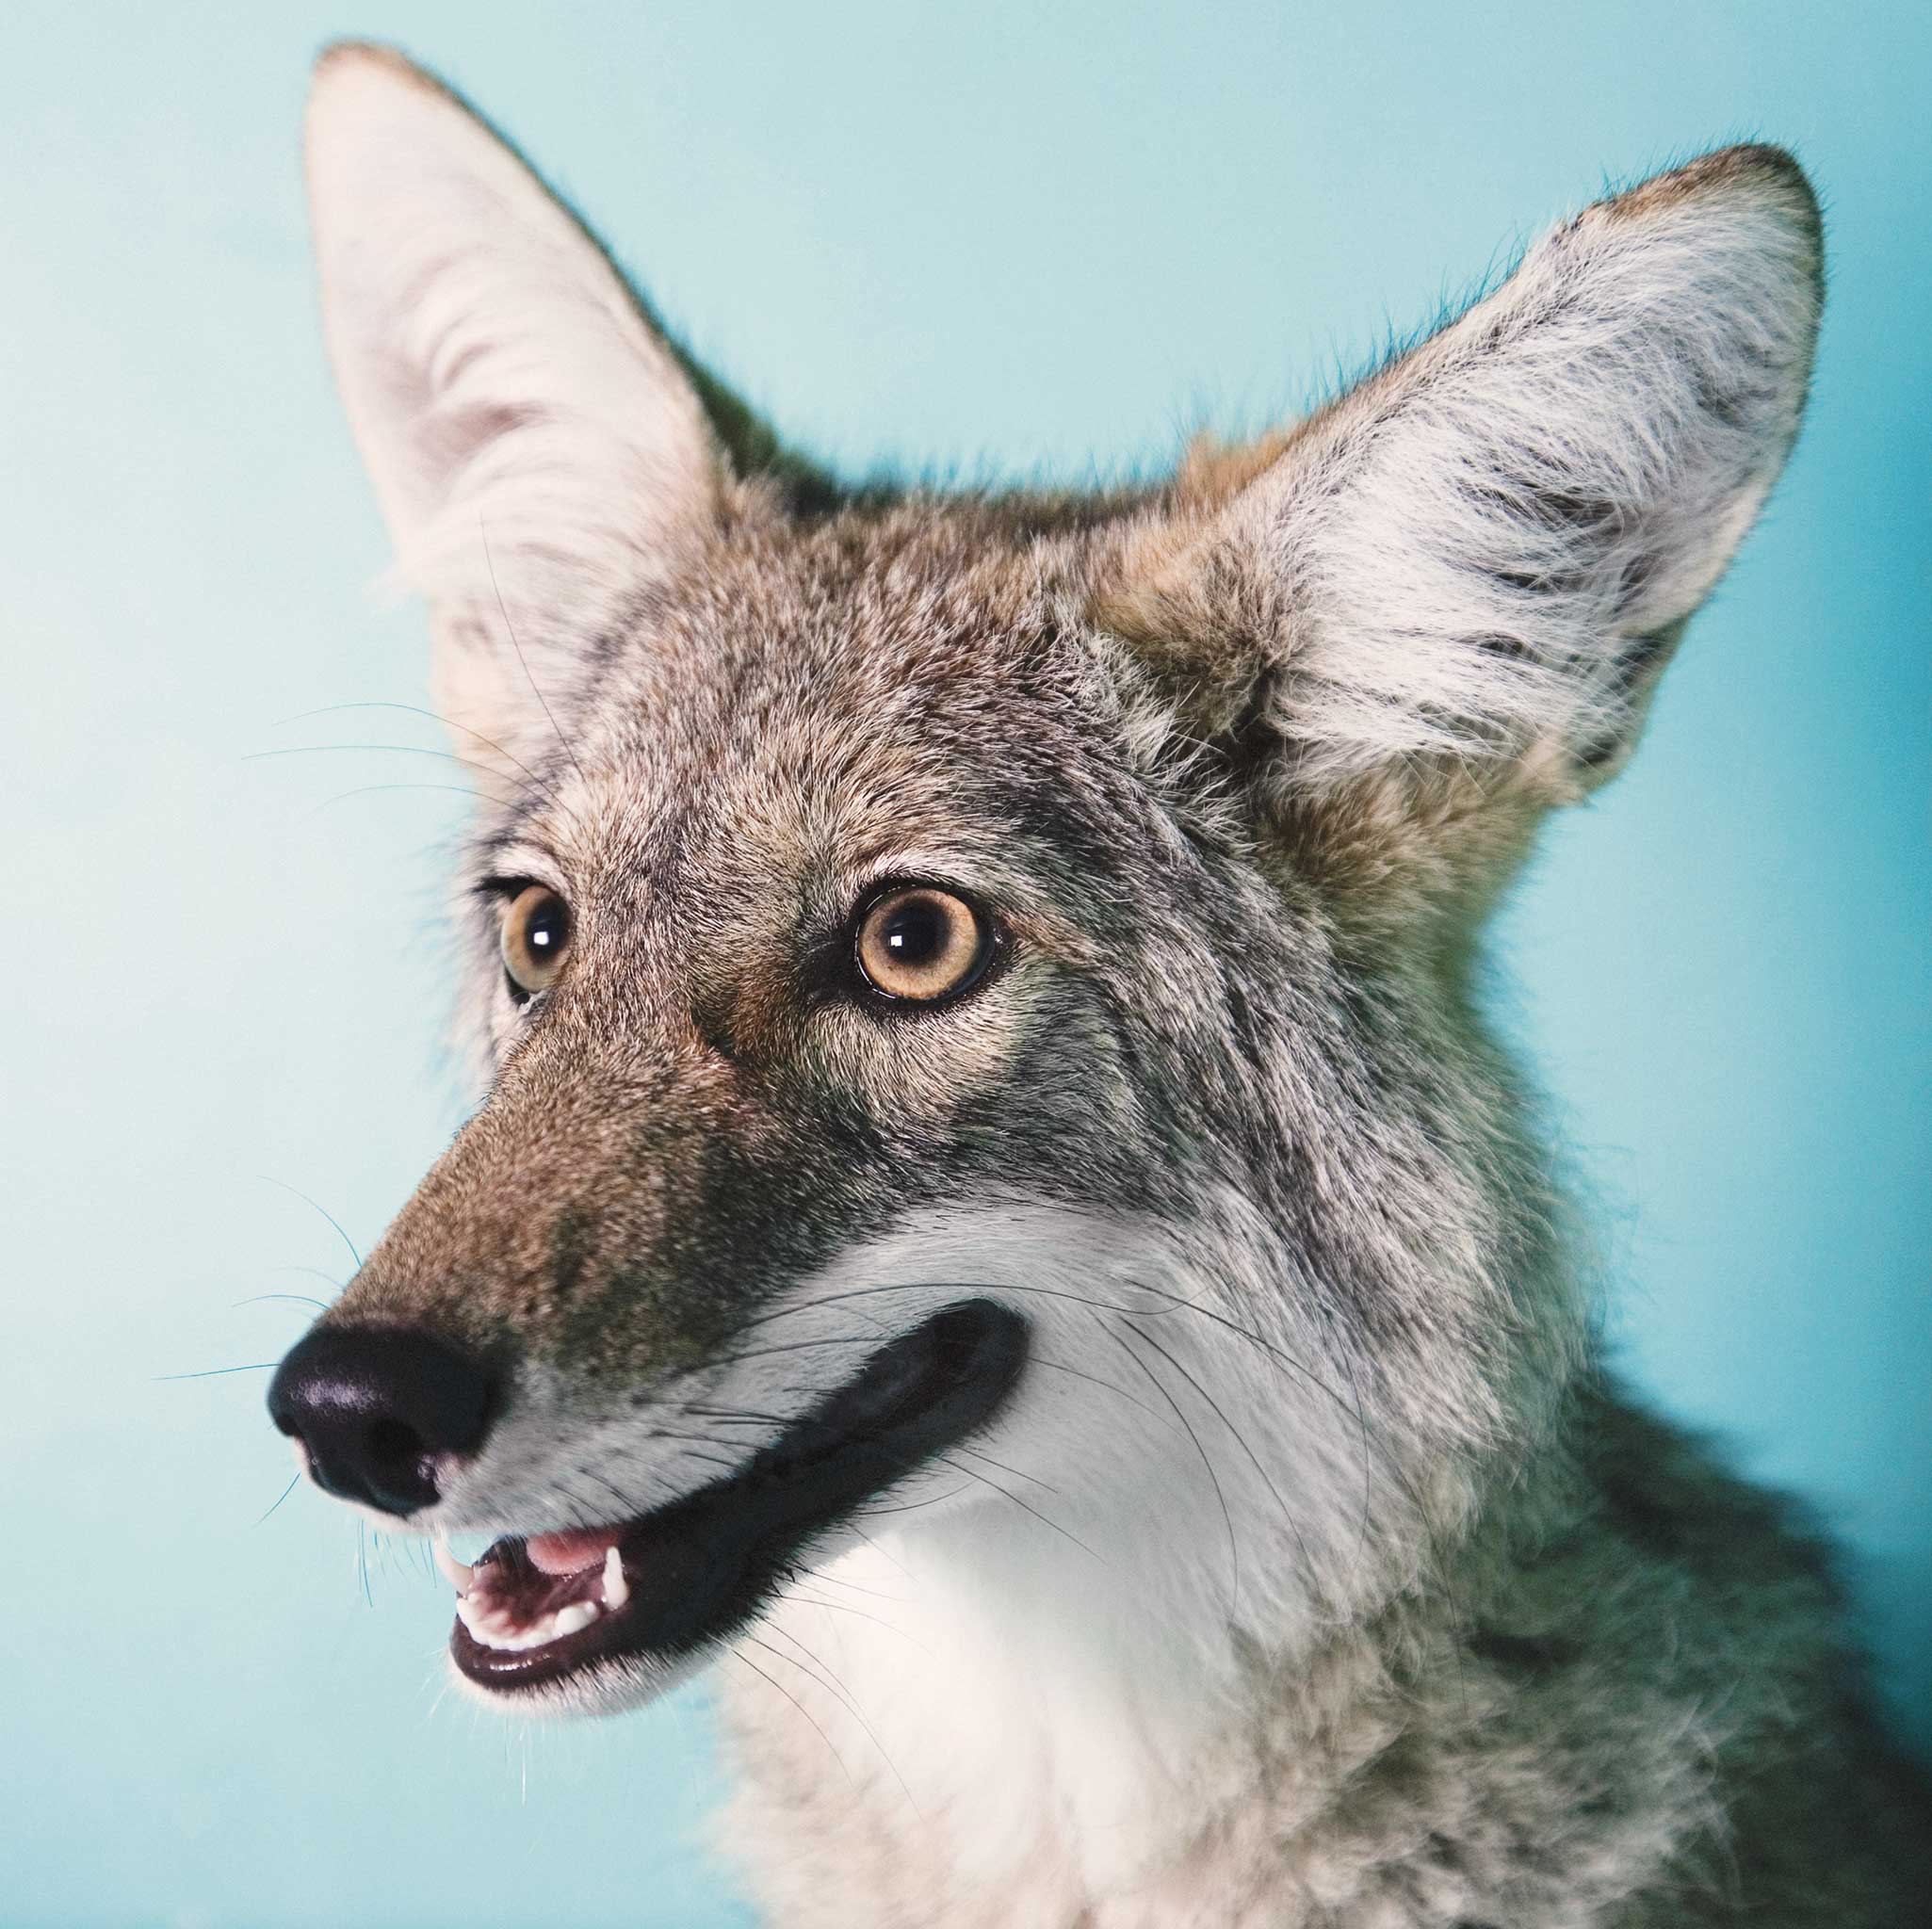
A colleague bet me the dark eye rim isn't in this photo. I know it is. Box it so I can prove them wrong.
[848,878,1004,1011]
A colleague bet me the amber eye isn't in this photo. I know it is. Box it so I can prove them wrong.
[501,884,573,1000]
[853,885,992,1005]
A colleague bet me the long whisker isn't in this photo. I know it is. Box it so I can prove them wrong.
[948,1441,1059,1494]
[246,740,503,771]
[257,1176,362,1271]
[928,1453,1103,1564]
[1122,1314,1319,1585]
[480,520,588,788]
[750,1623,922,1815]
[732,1277,1409,1515]
[252,1473,301,1526]
[303,780,523,819]
[848,1525,915,1581]
[269,1265,346,1291]
[1027,1354,1181,1432]
[729,1646,856,1791]
[784,1588,932,1655]
[271,700,576,822]
[862,1483,973,1516]
[1110,1322,1240,1609]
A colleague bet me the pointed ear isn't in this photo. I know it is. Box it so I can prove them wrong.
[306,43,725,768]
[1097,146,1823,916]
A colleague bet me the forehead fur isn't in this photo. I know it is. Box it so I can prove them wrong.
[519,488,1226,899]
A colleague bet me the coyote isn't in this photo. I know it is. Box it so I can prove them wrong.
[268,43,1930,1927]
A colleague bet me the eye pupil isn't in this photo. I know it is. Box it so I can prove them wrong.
[883,903,941,962]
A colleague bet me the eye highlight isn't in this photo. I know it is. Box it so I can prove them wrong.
[500,884,573,1000]
[852,884,993,1006]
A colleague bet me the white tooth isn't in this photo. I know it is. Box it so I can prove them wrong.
[469,1607,545,1652]
[554,1600,599,1638]
[452,1577,605,1653]
[603,1546,629,1611]
[433,1535,474,1596]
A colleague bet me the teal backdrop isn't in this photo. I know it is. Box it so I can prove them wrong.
[3,4,1925,1924]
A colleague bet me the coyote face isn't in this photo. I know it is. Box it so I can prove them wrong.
[269,32,1825,1813]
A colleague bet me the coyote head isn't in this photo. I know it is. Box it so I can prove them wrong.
[268,45,1820,1716]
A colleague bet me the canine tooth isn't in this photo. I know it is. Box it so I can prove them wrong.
[433,1535,474,1596]
[603,1546,629,1611]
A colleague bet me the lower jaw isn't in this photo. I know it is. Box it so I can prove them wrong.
[448,1298,1029,1702]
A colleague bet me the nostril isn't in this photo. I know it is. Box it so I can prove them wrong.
[365,1417,426,1467]
[266,1324,496,1518]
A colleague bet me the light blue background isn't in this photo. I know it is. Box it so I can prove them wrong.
[3,4,1925,1924]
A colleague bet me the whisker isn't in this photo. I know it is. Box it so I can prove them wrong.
[729,1647,856,1791]
[645,1440,739,1472]
[787,1565,914,1608]
[948,1441,1059,1494]
[646,1426,761,1455]
[1125,1314,1322,1588]
[706,1335,881,1370]
[742,1276,1420,1524]
[252,1473,301,1526]
[1028,1354,1178,1431]
[1111,1322,1240,1608]
[257,1176,362,1271]
[246,740,503,771]
[274,700,571,813]
[862,1483,972,1516]
[1333,1337,1377,1571]
[302,780,521,819]
[752,1623,922,1816]
[156,1362,277,1381]
[269,1264,345,1291]
[929,1454,1104,1564]
[783,1588,932,1656]
[481,521,588,787]
[848,1526,915,1580]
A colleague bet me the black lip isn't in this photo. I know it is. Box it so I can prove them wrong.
[451,1298,1029,1695]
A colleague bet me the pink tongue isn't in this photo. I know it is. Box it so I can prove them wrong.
[525,1527,623,1576]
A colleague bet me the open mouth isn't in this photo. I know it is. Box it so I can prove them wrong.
[444,1298,1027,1697]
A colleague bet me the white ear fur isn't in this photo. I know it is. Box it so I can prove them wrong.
[305,44,722,758]
[1112,147,1823,809]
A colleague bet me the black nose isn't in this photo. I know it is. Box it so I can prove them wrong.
[267,1325,495,1516]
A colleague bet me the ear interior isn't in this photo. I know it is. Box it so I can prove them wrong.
[1097,145,1823,912]
[304,43,725,766]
